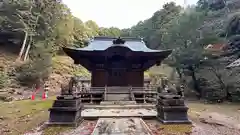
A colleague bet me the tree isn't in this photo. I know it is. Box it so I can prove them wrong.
[54,5,75,49]
[72,17,89,48]
[196,0,226,11]
[85,20,99,37]
[160,9,210,95]
[99,27,121,37]
[0,0,40,60]
[226,13,240,37]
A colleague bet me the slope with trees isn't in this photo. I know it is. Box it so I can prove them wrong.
[121,0,240,102]
[1,0,240,102]
[0,0,121,101]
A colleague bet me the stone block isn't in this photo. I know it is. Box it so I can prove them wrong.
[158,99,185,106]
[57,95,77,100]
[52,99,81,108]
[48,98,82,126]
[156,105,191,124]
[49,108,81,122]
[159,94,181,99]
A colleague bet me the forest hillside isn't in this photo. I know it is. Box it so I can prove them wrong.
[1,0,240,103]
[1,1,240,135]
[122,0,240,102]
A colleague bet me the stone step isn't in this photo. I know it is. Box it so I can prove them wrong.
[83,104,155,109]
[100,101,136,105]
[105,94,130,101]
[81,108,157,118]
[91,118,153,135]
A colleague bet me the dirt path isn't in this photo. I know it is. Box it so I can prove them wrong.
[187,101,240,135]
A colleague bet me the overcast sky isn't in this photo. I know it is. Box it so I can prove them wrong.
[62,0,198,29]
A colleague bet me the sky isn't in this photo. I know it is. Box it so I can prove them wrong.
[62,0,198,29]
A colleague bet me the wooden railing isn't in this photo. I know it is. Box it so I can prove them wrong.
[104,87,107,100]
[74,86,158,93]
[73,86,159,104]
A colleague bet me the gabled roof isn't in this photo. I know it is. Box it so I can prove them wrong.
[67,36,168,52]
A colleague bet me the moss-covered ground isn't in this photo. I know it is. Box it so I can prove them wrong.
[0,97,55,135]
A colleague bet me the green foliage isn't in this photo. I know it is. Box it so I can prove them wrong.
[125,2,182,48]
[122,1,240,102]
[99,27,121,37]
[1,0,240,103]
[197,0,226,11]
[0,0,123,55]
[52,56,90,77]
[0,0,124,88]
[15,60,51,87]
[15,42,52,87]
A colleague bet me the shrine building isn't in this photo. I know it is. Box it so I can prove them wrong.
[63,37,172,88]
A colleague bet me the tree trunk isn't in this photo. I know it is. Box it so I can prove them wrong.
[209,67,228,100]
[23,36,32,61]
[17,31,28,61]
[189,66,201,98]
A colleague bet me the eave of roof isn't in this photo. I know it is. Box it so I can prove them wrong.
[69,36,168,53]
[63,47,172,60]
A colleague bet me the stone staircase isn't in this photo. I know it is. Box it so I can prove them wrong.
[81,100,157,119]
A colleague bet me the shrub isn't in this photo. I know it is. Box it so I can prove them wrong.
[196,77,226,102]
[230,89,240,102]
[227,84,240,102]
[15,58,52,87]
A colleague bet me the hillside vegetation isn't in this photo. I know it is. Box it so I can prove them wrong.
[0,0,115,101]
[122,0,240,102]
[1,1,240,135]
[1,0,240,103]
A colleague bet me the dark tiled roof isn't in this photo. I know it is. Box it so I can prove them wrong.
[67,36,169,52]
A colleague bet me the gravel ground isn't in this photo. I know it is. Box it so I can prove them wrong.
[60,120,96,135]
[91,118,151,135]
[146,119,240,135]
[24,118,240,135]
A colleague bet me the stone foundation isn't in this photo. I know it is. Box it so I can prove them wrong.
[48,95,82,126]
[156,94,191,124]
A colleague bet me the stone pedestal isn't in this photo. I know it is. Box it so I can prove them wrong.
[48,95,82,126]
[156,94,191,124]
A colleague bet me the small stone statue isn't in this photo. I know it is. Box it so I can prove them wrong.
[180,84,185,97]
[60,84,69,95]
[176,84,185,98]
[67,77,79,95]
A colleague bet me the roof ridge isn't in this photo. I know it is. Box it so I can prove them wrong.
[93,36,142,41]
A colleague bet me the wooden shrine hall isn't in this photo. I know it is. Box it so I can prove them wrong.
[62,37,172,103]
[49,37,192,126]
[63,37,171,87]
